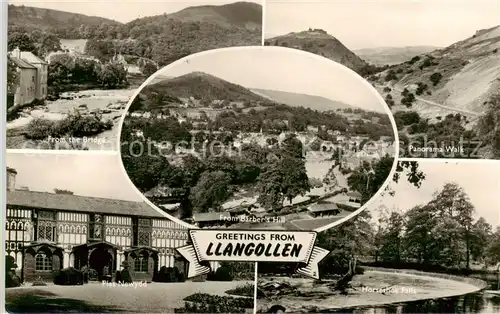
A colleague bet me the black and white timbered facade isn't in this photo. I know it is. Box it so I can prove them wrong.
[5,167,191,282]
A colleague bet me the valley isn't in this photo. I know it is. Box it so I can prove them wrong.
[121,70,396,231]
[266,26,500,159]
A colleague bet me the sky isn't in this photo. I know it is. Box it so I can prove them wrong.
[370,161,500,228]
[6,152,143,202]
[152,47,388,112]
[265,0,500,49]
[8,0,262,23]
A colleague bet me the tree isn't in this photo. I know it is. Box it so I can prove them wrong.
[469,217,492,262]
[189,171,232,213]
[378,211,405,263]
[97,61,127,88]
[8,32,36,52]
[486,228,500,266]
[404,205,436,265]
[7,56,19,94]
[347,155,394,203]
[280,156,310,204]
[33,31,61,57]
[121,139,168,193]
[316,210,374,288]
[430,72,443,86]
[428,183,475,268]
[140,61,158,77]
[257,162,285,211]
[54,189,74,195]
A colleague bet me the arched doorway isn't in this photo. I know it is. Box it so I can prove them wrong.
[89,248,113,281]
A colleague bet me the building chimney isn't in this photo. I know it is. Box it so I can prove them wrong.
[13,47,21,59]
[7,167,17,191]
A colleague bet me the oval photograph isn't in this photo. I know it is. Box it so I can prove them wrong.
[118,46,399,231]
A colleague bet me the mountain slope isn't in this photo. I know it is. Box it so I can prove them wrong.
[372,25,500,115]
[265,29,368,74]
[8,4,121,32]
[167,2,262,30]
[251,89,357,112]
[354,46,440,66]
[136,71,272,107]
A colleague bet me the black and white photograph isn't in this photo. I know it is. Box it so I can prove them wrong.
[256,160,500,313]
[4,152,255,313]
[119,46,398,232]
[264,0,500,159]
[5,0,262,151]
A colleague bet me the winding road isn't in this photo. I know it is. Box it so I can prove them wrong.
[383,84,482,118]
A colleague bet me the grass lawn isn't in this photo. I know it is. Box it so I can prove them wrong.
[6,281,253,313]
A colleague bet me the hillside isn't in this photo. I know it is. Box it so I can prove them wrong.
[265,29,369,74]
[251,89,357,111]
[167,2,262,30]
[369,25,500,158]
[8,4,120,35]
[131,71,273,111]
[354,46,440,66]
[372,25,500,115]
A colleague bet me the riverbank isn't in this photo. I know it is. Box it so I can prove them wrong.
[257,269,485,313]
[6,88,135,150]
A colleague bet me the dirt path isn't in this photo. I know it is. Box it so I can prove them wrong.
[390,85,480,117]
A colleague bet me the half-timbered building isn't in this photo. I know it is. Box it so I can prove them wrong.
[5,167,190,282]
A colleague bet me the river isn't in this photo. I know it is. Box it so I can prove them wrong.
[327,279,500,314]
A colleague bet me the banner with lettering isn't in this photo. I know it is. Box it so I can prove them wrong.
[176,229,330,279]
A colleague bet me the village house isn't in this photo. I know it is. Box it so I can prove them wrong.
[5,167,196,283]
[307,201,341,218]
[192,212,231,228]
[8,48,48,107]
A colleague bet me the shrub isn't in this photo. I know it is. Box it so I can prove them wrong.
[226,283,254,297]
[401,92,416,108]
[408,55,420,64]
[383,87,391,93]
[115,270,122,283]
[207,266,233,281]
[53,267,84,285]
[24,110,113,141]
[5,256,21,288]
[155,266,184,282]
[121,269,133,283]
[24,118,57,140]
[430,72,443,86]
[415,82,428,95]
[384,70,397,82]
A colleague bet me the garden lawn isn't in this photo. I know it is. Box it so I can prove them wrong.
[6,280,253,313]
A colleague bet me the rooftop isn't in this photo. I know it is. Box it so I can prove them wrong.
[20,51,47,65]
[347,191,362,198]
[7,190,164,218]
[10,56,36,69]
[193,212,231,222]
[308,201,339,213]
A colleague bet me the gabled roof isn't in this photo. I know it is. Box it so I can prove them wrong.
[193,212,230,222]
[347,191,362,198]
[20,51,47,64]
[10,56,36,69]
[308,202,339,213]
[7,190,164,218]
